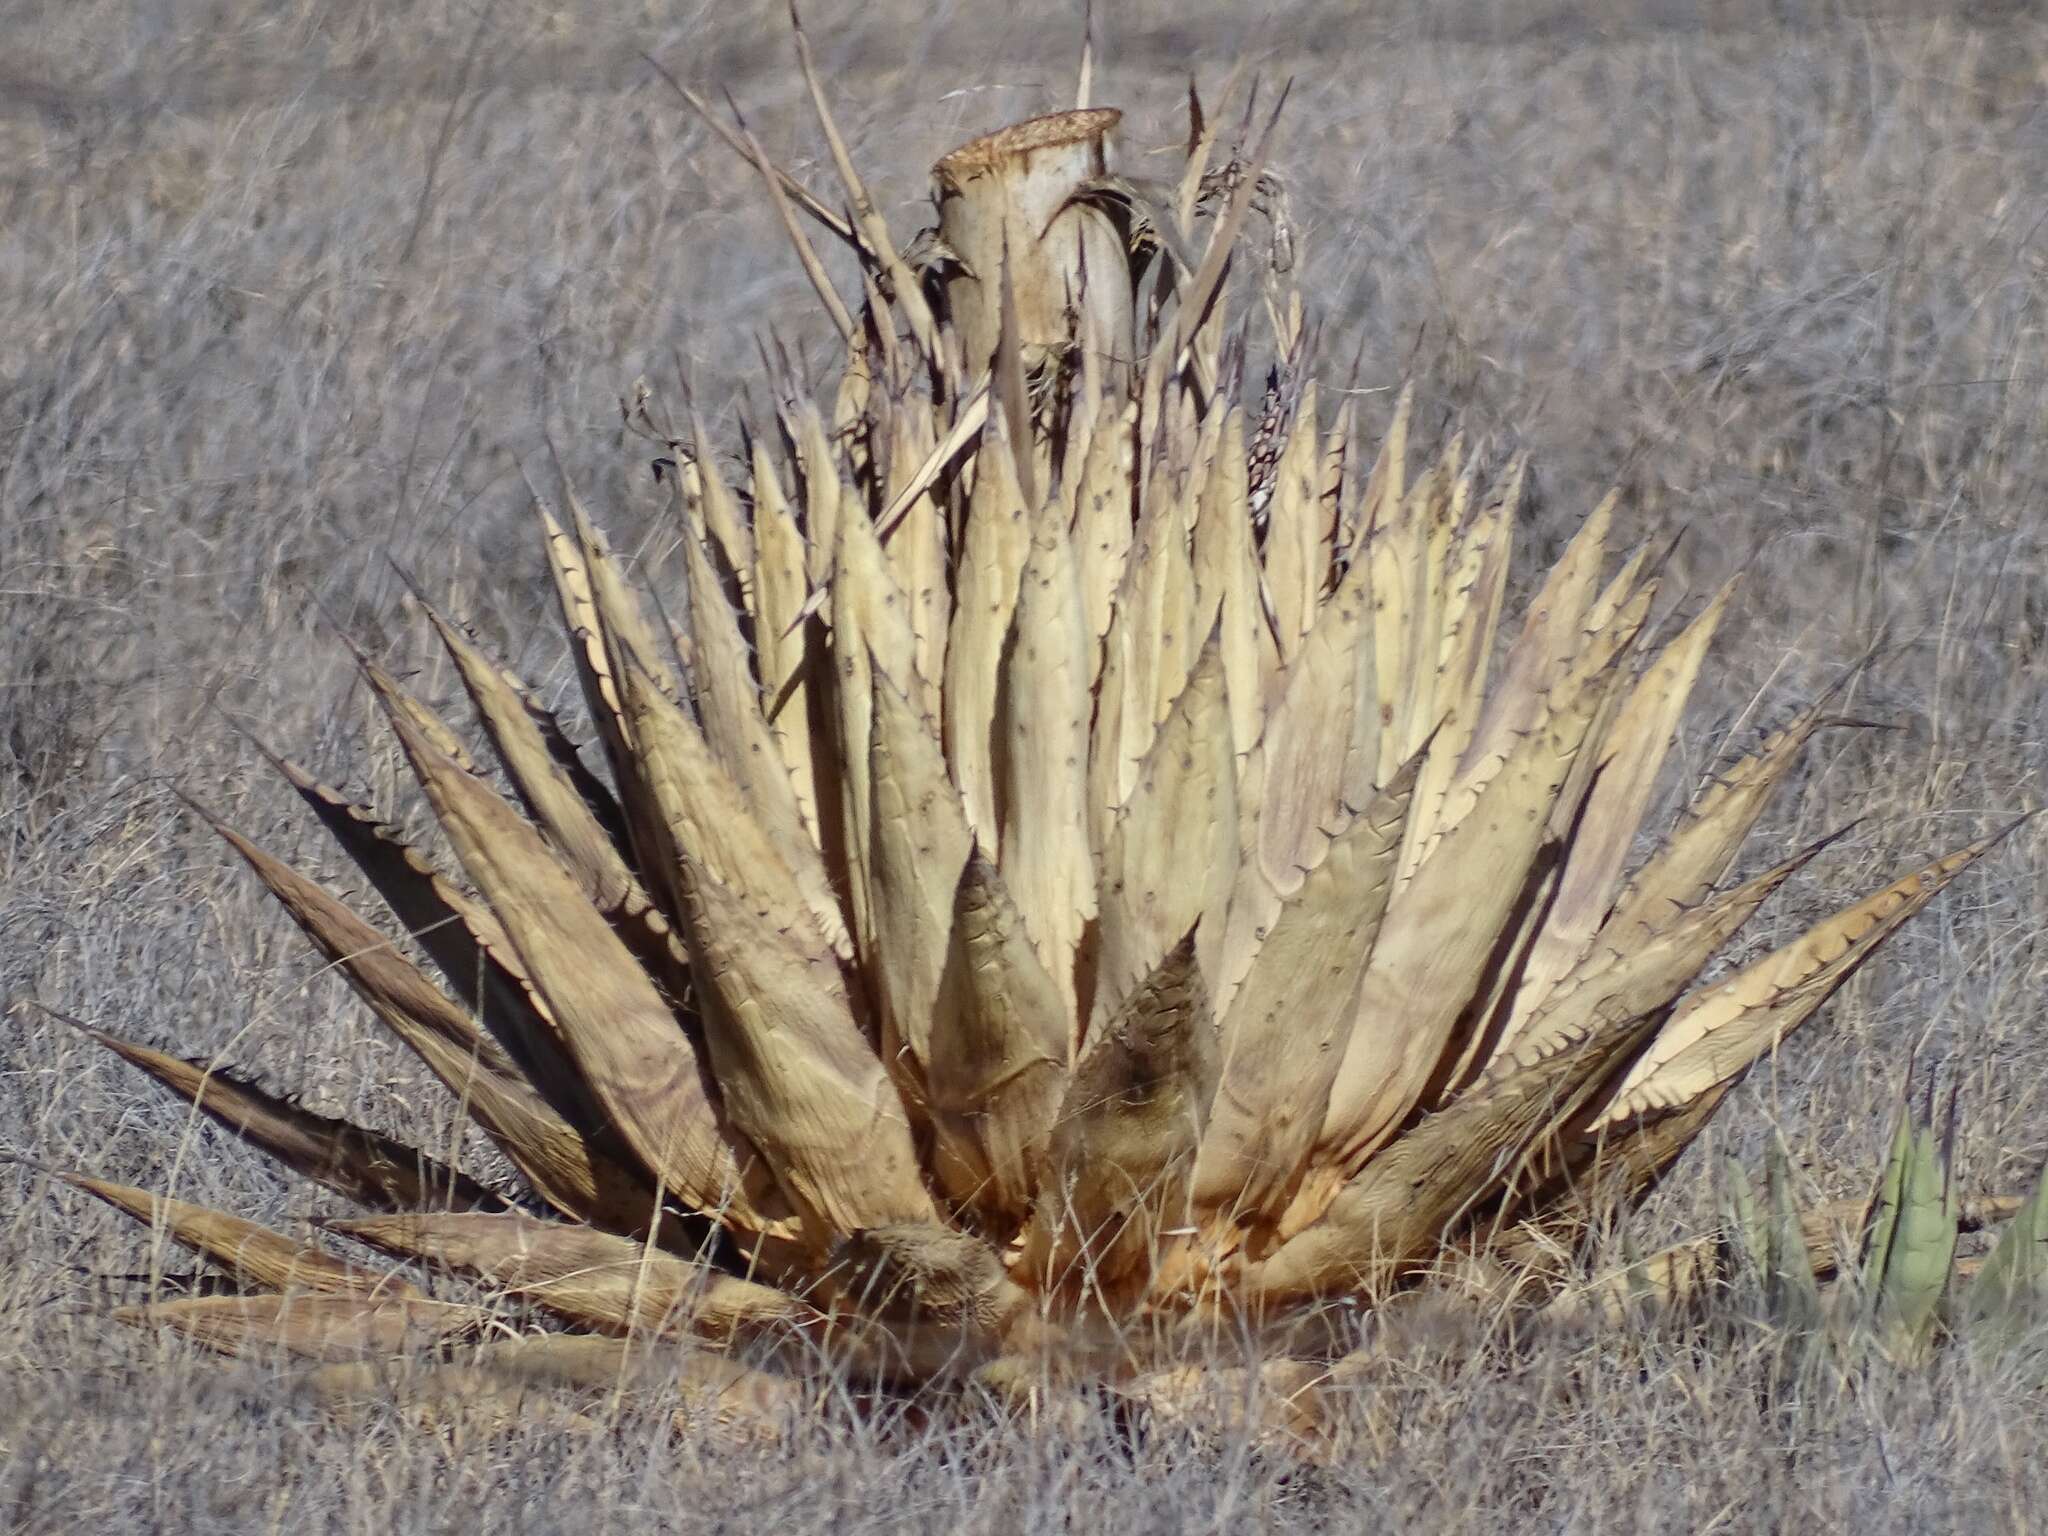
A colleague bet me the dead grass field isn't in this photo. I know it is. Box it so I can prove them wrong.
[4,0,2048,1527]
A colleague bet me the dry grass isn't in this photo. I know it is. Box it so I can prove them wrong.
[4,0,2047,1527]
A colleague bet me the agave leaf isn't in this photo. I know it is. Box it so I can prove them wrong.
[926,852,1071,1230]
[1311,635,1627,1186]
[1095,464,1200,815]
[1764,1139,1824,1330]
[1020,933,1217,1293]
[1485,830,1843,1088]
[685,405,759,591]
[65,1016,503,1213]
[1072,395,1137,651]
[1093,639,1238,1033]
[677,524,849,960]
[1383,453,1460,783]
[1214,555,1377,1004]
[1964,1163,2048,1340]
[993,506,1096,1040]
[412,595,637,891]
[1598,703,1829,949]
[326,1211,813,1342]
[63,1174,408,1297]
[881,396,952,688]
[943,414,1033,848]
[678,856,938,1245]
[203,810,658,1228]
[1716,1152,1769,1297]
[865,661,975,1101]
[351,646,688,996]
[1195,750,1418,1231]
[248,743,571,1083]
[823,497,929,958]
[1399,457,1515,876]
[1250,985,1664,1305]
[566,492,681,705]
[115,1294,487,1362]
[748,432,822,838]
[1497,583,1737,1045]
[1598,826,2021,1126]
[1189,404,1269,757]
[1263,381,1323,660]
[376,699,782,1234]
[1859,1111,1958,1354]
[1345,380,1411,569]
[1458,489,1614,779]
[616,652,841,971]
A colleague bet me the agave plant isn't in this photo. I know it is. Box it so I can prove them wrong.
[42,41,2020,1432]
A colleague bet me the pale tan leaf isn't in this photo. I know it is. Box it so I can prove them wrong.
[204,810,658,1228]
[944,413,1034,848]
[327,1211,815,1342]
[994,507,1096,1038]
[1019,934,1217,1295]
[865,661,975,1100]
[1496,582,1736,1045]
[65,1174,407,1297]
[1263,381,1323,661]
[678,524,850,960]
[1195,753,1419,1230]
[115,1295,486,1363]
[679,858,938,1245]
[67,1016,503,1213]
[926,852,1070,1230]
[1093,640,1238,1032]
[376,701,782,1235]
[1597,826,2021,1127]
[1310,642,1625,1185]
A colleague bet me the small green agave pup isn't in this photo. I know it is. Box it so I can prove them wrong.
[41,34,2028,1444]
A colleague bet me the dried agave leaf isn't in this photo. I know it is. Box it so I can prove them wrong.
[1458,490,1613,777]
[1399,458,1514,874]
[64,1174,407,1297]
[865,662,974,1099]
[1096,465,1200,813]
[1252,988,1663,1305]
[251,744,577,1097]
[1189,404,1269,757]
[748,433,822,837]
[116,1294,487,1363]
[1212,557,1377,1008]
[327,1211,814,1342]
[1020,934,1217,1293]
[677,524,849,960]
[1195,752,1418,1230]
[1311,638,1624,1184]
[1093,640,1238,1033]
[376,700,780,1234]
[926,852,1070,1229]
[945,413,1035,848]
[1072,395,1136,650]
[993,508,1096,1038]
[1496,583,1735,1044]
[1263,381,1322,660]
[679,858,938,1245]
[69,1017,502,1214]
[825,490,928,957]
[204,810,657,1228]
[1598,826,2019,1126]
